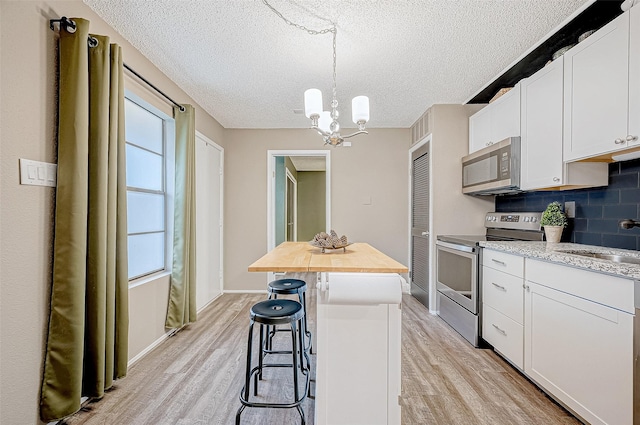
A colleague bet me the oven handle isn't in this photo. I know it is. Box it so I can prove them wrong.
[436,240,476,253]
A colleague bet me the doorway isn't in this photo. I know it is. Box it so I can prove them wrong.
[195,132,224,310]
[267,150,331,281]
[409,139,431,309]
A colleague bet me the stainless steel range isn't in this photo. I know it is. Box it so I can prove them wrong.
[436,212,544,347]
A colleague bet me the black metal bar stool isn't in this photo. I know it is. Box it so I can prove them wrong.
[236,299,309,425]
[267,278,313,355]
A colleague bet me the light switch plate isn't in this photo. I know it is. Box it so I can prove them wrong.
[564,201,576,218]
[19,158,57,187]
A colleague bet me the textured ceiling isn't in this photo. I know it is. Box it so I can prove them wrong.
[289,156,326,171]
[84,0,589,129]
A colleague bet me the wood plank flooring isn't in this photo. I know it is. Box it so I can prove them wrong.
[62,292,579,425]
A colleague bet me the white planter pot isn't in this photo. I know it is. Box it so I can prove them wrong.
[544,226,564,243]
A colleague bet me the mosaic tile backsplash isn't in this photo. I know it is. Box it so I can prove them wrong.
[495,158,640,251]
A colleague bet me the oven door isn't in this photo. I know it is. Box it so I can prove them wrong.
[436,240,478,314]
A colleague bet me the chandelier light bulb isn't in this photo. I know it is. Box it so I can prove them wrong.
[352,96,370,124]
[318,111,332,133]
[304,88,323,118]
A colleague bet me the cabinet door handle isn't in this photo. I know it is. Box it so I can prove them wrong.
[491,259,506,266]
[552,177,560,182]
[614,138,625,144]
[491,282,506,291]
[523,284,530,292]
[627,135,638,142]
[492,324,507,336]
[421,231,429,236]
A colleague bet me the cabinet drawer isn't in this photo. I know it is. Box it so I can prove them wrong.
[482,250,524,278]
[482,304,524,370]
[526,258,635,313]
[482,267,524,324]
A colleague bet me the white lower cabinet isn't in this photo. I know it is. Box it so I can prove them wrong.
[524,260,635,425]
[482,304,524,369]
[482,250,525,369]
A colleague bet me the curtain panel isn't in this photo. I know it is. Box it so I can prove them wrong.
[40,19,129,422]
[165,105,197,329]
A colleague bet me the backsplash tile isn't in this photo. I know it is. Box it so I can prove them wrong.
[495,158,640,251]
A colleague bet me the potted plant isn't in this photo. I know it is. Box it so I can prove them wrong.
[540,201,568,243]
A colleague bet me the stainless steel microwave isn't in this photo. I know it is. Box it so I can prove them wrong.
[462,137,521,195]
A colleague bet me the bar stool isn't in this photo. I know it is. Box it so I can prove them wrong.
[236,299,309,425]
[267,278,313,355]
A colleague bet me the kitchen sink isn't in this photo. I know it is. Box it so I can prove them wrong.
[556,250,640,265]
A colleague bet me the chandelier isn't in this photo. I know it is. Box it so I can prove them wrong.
[263,0,370,146]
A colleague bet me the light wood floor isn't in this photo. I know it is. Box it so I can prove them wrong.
[62,292,579,425]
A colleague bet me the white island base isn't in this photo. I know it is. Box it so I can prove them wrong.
[315,272,402,425]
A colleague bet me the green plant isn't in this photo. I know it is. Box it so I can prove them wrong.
[540,201,568,227]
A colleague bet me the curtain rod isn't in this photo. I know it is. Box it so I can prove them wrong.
[49,17,186,113]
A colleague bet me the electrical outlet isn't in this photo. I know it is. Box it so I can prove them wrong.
[564,201,576,218]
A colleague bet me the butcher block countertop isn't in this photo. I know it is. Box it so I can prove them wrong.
[248,242,408,273]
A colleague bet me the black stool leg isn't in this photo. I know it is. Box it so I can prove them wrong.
[295,289,312,357]
[256,324,264,391]
[235,405,246,425]
[293,319,307,425]
[298,314,307,374]
[291,321,300,404]
[237,320,254,425]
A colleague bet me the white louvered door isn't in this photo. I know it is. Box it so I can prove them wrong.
[410,142,430,308]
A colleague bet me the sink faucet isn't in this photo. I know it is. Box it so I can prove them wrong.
[619,219,640,229]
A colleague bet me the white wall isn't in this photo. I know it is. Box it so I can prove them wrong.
[0,1,225,423]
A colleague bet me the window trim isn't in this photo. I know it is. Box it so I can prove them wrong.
[124,91,175,284]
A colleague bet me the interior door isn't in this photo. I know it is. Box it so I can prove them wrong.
[410,142,430,308]
[285,170,297,241]
[195,134,223,310]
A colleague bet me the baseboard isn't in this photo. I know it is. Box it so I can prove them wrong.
[197,293,223,313]
[223,289,268,294]
[399,276,410,294]
[128,332,172,368]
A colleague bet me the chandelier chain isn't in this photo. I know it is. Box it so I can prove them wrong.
[261,0,335,36]
[262,0,338,106]
[262,0,368,146]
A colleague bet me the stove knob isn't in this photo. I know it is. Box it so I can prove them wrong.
[531,217,537,222]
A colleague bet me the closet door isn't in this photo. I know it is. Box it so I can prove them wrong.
[410,142,430,308]
[195,133,223,310]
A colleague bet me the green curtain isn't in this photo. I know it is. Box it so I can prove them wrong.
[40,19,129,422]
[165,105,197,329]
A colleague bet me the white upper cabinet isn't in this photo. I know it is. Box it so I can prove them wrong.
[629,5,640,151]
[520,57,608,190]
[520,57,564,189]
[468,107,491,153]
[469,85,521,154]
[563,11,637,161]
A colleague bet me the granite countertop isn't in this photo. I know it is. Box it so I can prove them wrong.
[479,241,640,280]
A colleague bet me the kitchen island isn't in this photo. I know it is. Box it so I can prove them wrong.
[249,242,408,425]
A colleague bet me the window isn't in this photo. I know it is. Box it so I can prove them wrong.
[124,97,174,280]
